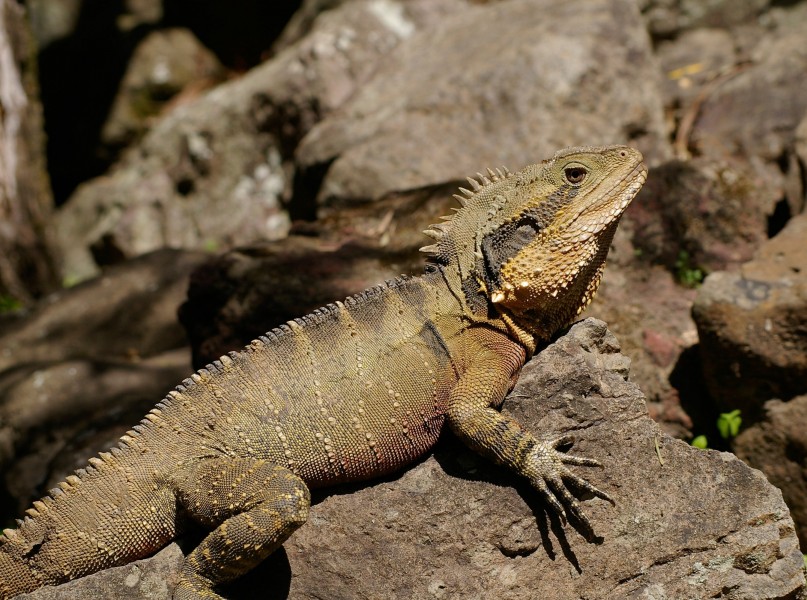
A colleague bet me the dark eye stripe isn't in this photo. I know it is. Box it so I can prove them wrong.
[477,215,541,292]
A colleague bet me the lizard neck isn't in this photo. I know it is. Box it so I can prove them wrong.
[434,262,536,355]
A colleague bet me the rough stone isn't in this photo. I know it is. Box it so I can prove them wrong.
[296,0,670,207]
[0,249,206,513]
[100,28,226,154]
[638,0,771,39]
[53,0,459,283]
[16,320,805,599]
[628,157,777,273]
[692,212,807,417]
[690,6,807,168]
[733,395,807,549]
[654,27,736,108]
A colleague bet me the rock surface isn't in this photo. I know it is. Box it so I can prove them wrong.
[16,320,805,599]
[0,249,206,514]
[733,395,807,548]
[99,27,225,154]
[692,212,807,417]
[297,0,669,206]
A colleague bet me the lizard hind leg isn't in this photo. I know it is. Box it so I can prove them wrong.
[173,457,310,600]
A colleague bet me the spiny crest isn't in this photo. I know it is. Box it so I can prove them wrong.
[420,166,512,257]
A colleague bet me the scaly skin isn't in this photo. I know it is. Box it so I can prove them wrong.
[0,145,647,599]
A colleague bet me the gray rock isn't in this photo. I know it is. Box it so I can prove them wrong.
[53,0,456,284]
[733,395,807,549]
[692,212,807,417]
[654,27,736,108]
[638,0,771,39]
[690,6,807,167]
[296,0,670,206]
[100,28,225,154]
[16,543,183,600]
[0,249,206,513]
[16,320,806,599]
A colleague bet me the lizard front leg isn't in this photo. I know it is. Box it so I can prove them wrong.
[173,458,310,600]
[446,332,612,533]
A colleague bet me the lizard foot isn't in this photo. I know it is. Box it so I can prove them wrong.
[523,434,613,535]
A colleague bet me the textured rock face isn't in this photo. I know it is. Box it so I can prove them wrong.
[99,28,225,153]
[0,250,207,515]
[297,0,669,206]
[733,396,807,548]
[692,212,807,417]
[52,0,468,284]
[16,320,806,599]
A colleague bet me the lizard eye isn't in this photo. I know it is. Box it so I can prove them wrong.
[564,166,587,185]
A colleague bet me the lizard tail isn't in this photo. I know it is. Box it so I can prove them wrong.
[0,432,177,597]
[0,539,41,599]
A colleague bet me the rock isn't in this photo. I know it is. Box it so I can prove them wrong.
[581,247,699,437]
[296,0,670,207]
[638,0,771,39]
[17,320,805,599]
[0,249,206,513]
[654,27,736,108]
[628,157,777,273]
[692,212,807,417]
[0,0,59,304]
[16,543,184,600]
[100,28,226,155]
[53,0,456,283]
[689,4,807,170]
[733,395,807,548]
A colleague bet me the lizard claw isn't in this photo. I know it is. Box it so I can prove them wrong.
[523,436,613,534]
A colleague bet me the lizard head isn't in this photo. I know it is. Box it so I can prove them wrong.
[422,145,647,341]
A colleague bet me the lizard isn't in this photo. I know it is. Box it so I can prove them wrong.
[0,144,647,599]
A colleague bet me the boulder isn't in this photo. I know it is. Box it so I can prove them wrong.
[99,28,226,155]
[0,249,206,514]
[297,0,670,207]
[53,0,458,283]
[16,320,805,599]
[689,3,807,179]
[692,212,807,417]
[733,395,807,548]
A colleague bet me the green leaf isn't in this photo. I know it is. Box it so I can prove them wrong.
[691,435,708,449]
[717,410,742,439]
